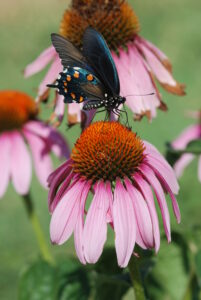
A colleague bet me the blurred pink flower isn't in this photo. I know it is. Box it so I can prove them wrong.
[24,0,185,127]
[172,123,201,181]
[48,122,180,267]
[0,90,70,198]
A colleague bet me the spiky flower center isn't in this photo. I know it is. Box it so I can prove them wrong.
[0,91,38,132]
[59,0,140,51]
[71,122,145,182]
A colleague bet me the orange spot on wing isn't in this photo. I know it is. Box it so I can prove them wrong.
[74,71,79,78]
[79,96,84,102]
[64,82,67,86]
[87,74,94,81]
[71,93,76,99]
[67,75,71,81]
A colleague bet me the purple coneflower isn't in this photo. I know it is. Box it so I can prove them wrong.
[172,112,201,181]
[24,0,185,127]
[48,121,180,267]
[0,90,70,198]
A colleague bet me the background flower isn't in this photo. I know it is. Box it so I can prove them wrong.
[172,115,201,181]
[0,90,70,198]
[24,0,185,127]
[48,122,180,267]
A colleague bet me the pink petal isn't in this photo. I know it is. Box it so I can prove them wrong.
[145,161,181,223]
[47,159,71,186]
[144,152,179,194]
[174,154,194,178]
[81,109,96,129]
[139,164,171,242]
[198,156,201,182]
[112,46,160,118]
[23,130,52,188]
[25,121,70,159]
[50,172,75,213]
[106,181,113,223]
[10,132,32,195]
[67,103,82,126]
[83,181,110,263]
[125,178,154,249]
[172,125,201,150]
[136,36,171,70]
[50,179,86,245]
[113,179,136,267]
[135,40,177,86]
[38,56,62,99]
[74,181,91,264]
[24,46,56,77]
[133,174,160,252]
[0,134,11,198]
[54,94,65,123]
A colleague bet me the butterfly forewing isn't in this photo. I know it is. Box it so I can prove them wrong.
[83,28,120,96]
[51,34,87,69]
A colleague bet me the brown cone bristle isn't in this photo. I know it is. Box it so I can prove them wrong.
[71,122,145,182]
[59,0,140,51]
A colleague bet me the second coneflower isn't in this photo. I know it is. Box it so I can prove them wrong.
[48,121,180,267]
[25,0,185,127]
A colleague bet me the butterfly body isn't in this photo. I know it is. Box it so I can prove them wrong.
[47,28,126,115]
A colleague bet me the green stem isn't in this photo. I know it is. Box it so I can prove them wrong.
[128,255,146,300]
[22,193,54,264]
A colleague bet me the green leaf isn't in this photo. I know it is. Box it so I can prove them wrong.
[166,139,201,166]
[57,259,90,300]
[91,248,130,300]
[145,236,190,300]
[18,260,57,300]
[185,139,201,154]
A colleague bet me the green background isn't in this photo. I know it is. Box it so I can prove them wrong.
[0,0,201,299]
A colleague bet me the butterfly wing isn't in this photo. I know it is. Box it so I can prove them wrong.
[50,67,105,104]
[83,27,120,96]
[51,33,88,69]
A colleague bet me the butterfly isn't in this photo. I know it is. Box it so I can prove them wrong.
[47,27,126,118]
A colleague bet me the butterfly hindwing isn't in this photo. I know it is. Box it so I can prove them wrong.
[56,67,104,103]
[83,27,120,96]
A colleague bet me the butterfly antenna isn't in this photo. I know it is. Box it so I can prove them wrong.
[125,92,155,97]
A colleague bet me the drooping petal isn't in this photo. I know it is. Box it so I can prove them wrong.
[54,94,65,124]
[133,173,160,252]
[145,161,181,223]
[23,130,52,188]
[135,39,185,95]
[172,125,201,150]
[106,181,113,223]
[37,56,62,100]
[112,46,160,119]
[139,164,171,242]
[136,36,172,71]
[10,132,32,195]
[0,134,11,198]
[67,103,82,126]
[74,181,91,264]
[24,46,56,77]
[125,178,154,249]
[145,154,179,194]
[50,179,86,245]
[113,179,136,267]
[24,121,70,159]
[174,154,194,178]
[83,181,110,263]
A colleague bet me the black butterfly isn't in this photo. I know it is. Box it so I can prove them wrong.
[47,27,126,118]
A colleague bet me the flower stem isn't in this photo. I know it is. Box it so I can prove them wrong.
[22,193,54,264]
[128,255,146,300]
